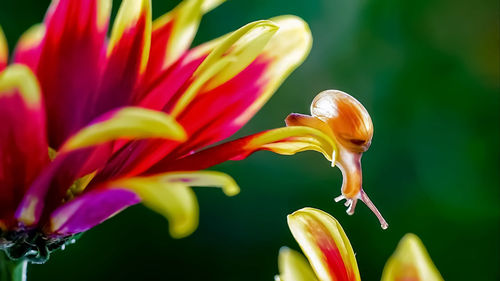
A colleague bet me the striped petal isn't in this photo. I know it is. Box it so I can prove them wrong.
[287,208,361,281]
[0,65,49,226]
[50,171,238,237]
[12,24,46,71]
[36,0,111,148]
[0,26,7,71]
[146,126,335,174]
[92,0,151,117]
[15,107,186,226]
[277,247,319,281]
[381,234,444,281]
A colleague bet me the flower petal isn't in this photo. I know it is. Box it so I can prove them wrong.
[381,234,444,281]
[146,126,335,174]
[91,0,151,117]
[12,24,46,71]
[60,107,186,152]
[287,208,361,281]
[277,247,319,281]
[0,65,49,225]
[36,0,111,148]
[0,26,7,71]
[49,188,140,235]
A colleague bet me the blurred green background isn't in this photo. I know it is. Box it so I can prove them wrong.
[1,0,499,280]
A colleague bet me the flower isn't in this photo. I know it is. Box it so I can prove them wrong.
[0,0,313,263]
[276,207,444,281]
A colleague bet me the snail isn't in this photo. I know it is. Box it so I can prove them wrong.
[286,90,388,229]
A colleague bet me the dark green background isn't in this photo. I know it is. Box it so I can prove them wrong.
[1,0,499,280]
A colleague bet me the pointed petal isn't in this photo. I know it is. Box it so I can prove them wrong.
[92,0,151,117]
[146,126,335,174]
[36,0,112,148]
[12,24,46,71]
[60,107,187,152]
[277,247,319,281]
[0,26,7,71]
[287,208,361,281]
[381,234,444,281]
[49,188,140,234]
[0,65,49,225]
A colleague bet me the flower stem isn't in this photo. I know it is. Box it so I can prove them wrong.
[0,251,27,281]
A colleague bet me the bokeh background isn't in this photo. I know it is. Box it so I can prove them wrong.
[1,0,499,280]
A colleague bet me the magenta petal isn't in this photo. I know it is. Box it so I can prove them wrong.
[49,188,140,235]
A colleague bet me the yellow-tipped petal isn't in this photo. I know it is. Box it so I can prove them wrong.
[249,127,336,162]
[153,0,203,68]
[0,26,7,68]
[14,24,46,54]
[108,0,151,73]
[277,247,319,281]
[287,208,361,281]
[169,20,278,116]
[0,64,41,108]
[108,170,238,238]
[159,171,240,196]
[235,16,312,124]
[61,107,187,152]
[381,234,444,281]
[97,0,112,30]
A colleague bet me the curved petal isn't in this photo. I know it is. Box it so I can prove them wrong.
[0,65,49,226]
[381,234,444,281]
[146,126,335,174]
[36,0,111,148]
[60,107,187,152]
[12,24,46,71]
[277,247,319,281]
[287,208,361,281]
[0,26,7,71]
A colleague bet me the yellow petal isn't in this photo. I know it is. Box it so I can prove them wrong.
[287,208,361,281]
[0,64,41,108]
[381,233,444,281]
[13,24,46,54]
[277,247,319,281]
[60,107,186,152]
[109,170,239,238]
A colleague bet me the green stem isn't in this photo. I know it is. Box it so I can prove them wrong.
[0,251,27,281]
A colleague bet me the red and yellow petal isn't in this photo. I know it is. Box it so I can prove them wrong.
[287,208,361,281]
[0,26,7,71]
[12,24,46,71]
[146,126,335,174]
[36,0,112,148]
[0,65,49,226]
[381,234,444,281]
[92,0,151,117]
